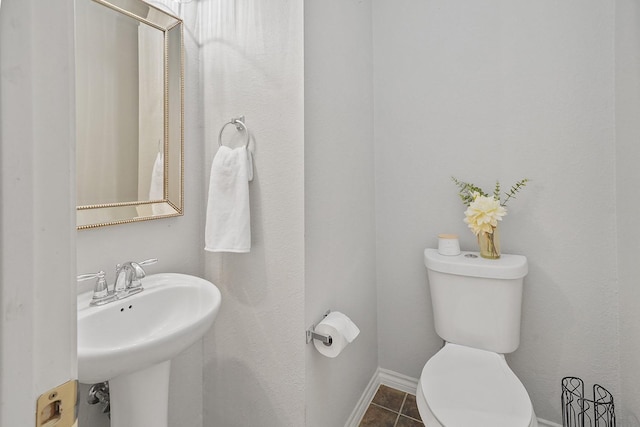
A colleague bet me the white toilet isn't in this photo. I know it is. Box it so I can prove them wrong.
[416,248,538,427]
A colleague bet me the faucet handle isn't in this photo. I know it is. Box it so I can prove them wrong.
[128,258,158,289]
[132,258,158,279]
[77,271,114,306]
[77,271,105,282]
[137,258,158,268]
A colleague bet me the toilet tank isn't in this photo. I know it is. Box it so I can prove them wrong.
[424,248,528,354]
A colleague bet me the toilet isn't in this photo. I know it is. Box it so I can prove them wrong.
[416,248,538,427]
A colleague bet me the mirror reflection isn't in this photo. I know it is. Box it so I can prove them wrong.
[76,0,184,229]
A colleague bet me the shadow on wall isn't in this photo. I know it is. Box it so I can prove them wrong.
[78,383,110,427]
[628,412,640,427]
[506,265,572,419]
[203,358,290,427]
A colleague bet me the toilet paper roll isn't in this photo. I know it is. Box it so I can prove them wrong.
[313,311,360,358]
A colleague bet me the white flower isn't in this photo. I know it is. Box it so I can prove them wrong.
[463,194,507,235]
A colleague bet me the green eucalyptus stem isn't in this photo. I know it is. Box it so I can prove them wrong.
[451,176,530,207]
[488,232,499,258]
[500,178,530,207]
[478,227,500,259]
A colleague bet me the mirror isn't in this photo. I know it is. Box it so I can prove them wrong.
[76,0,184,229]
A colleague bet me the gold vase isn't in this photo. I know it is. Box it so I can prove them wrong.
[478,226,500,259]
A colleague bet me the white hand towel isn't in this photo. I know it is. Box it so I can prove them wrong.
[149,152,173,215]
[149,152,164,202]
[205,146,253,253]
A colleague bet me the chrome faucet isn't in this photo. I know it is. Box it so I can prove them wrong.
[78,258,158,306]
[77,270,116,306]
[114,259,158,298]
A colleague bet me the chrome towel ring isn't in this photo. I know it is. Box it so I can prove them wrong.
[218,116,250,148]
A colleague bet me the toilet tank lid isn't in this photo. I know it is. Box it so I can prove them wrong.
[424,248,528,279]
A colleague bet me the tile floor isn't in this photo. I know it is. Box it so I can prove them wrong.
[358,385,424,427]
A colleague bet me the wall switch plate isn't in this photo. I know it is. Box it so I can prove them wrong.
[35,380,78,427]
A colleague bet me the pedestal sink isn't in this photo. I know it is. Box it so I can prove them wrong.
[77,273,221,427]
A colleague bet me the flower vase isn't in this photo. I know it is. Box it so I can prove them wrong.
[478,226,500,259]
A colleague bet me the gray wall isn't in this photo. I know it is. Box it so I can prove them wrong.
[373,0,620,423]
[75,2,204,427]
[304,1,378,426]
[199,1,306,426]
[616,0,640,425]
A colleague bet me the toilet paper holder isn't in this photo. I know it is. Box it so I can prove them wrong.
[306,310,333,346]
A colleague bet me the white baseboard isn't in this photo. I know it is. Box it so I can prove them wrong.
[344,367,382,427]
[377,368,419,394]
[344,368,419,427]
[537,419,562,427]
[344,367,562,427]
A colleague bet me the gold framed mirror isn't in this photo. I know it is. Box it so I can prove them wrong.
[76,0,184,230]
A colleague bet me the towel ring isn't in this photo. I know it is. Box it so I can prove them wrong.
[218,117,250,148]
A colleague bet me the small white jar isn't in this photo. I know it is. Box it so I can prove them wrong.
[437,234,460,256]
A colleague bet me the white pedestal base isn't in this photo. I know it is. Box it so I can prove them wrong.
[109,360,171,427]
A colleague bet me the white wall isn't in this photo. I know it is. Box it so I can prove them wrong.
[199,1,306,426]
[304,1,377,426]
[75,2,205,427]
[373,0,619,422]
[616,0,640,425]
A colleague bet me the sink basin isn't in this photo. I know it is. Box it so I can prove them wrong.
[78,273,221,384]
[77,273,221,427]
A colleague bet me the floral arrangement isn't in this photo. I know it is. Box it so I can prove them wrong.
[451,177,529,258]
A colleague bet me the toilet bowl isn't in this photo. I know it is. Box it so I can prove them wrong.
[416,343,538,427]
[419,249,536,427]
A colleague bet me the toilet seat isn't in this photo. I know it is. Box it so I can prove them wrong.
[418,343,533,427]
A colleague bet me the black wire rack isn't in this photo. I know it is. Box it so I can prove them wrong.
[562,377,616,427]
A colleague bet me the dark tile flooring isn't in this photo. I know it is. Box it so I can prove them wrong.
[358,385,424,427]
